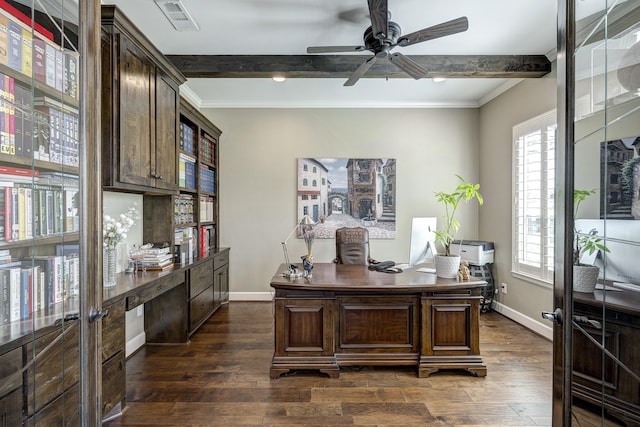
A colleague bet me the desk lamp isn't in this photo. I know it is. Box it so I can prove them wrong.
[282,215,315,278]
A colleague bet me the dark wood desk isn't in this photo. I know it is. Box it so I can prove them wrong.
[269,263,487,378]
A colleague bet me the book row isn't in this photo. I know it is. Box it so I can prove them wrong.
[0,76,79,166]
[199,195,214,222]
[179,122,195,155]
[178,152,196,189]
[199,165,214,193]
[0,183,79,242]
[0,252,80,325]
[0,2,78,99]
[199,133,215,164]
[174,193,195,225]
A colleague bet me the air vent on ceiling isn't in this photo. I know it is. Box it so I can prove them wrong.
[154,0,199,32]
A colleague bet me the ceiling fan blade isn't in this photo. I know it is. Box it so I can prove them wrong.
[388,53,427,80]
[398,16,469,47]
[307,45,367,54]
[367,0,388,40]
[344,56,377,86]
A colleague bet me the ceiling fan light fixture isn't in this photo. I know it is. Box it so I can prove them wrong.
[432,77,447,83]
[154,0,200,32]
[272,76,286,82]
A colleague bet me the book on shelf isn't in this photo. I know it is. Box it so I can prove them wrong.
[7,19,20,73]
[0,14,8,66]
[44,41,55,89]
[64,51,78,99]
[32,35,45,84]
[20,27,31,78]
[54,48,63,92]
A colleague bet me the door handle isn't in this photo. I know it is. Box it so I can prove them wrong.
[89,307,109,323]
[541,308,563,325]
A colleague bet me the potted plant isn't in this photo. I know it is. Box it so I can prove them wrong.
[573,189,609,292]
[433,175,484,278]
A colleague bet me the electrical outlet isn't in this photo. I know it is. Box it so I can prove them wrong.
[500,282,508,294]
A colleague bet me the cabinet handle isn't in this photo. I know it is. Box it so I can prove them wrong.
[573,315,601,329]
[152,174,163,180]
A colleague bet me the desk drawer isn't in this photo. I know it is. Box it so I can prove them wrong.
[190,259,214,298]
[190,285,214,332]
[213,250,229,268]
[102,298,125,363]
[127,271,185,310]
[0,348,22,397]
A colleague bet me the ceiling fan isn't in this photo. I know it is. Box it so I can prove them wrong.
[306,0,469,86]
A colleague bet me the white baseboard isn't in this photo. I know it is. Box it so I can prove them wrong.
[230,292,273,301]
[493,301,553,341]
[125,331,146,358]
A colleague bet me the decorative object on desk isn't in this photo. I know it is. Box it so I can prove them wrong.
[573,189,610,293]
[282,215,316,278]
[103,247,118,287]
[433,175,483,278]
[457,260,470,281]
[297,158,397,239]
[302,226,315,278]
[103,204,140,286]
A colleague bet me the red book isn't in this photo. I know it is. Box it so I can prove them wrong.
[0,165,38,177]
[0,0,53,42]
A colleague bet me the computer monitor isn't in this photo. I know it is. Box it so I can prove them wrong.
[576,219,640,284]
[408,217,437,267]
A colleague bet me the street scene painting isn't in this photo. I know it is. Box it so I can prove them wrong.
[297,158,396,239]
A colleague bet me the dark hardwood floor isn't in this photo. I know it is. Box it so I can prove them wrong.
[103,302,553,426]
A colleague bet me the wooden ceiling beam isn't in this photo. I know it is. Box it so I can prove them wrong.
[167,54,551,79]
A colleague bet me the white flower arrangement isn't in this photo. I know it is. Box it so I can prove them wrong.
[103,204,141,249]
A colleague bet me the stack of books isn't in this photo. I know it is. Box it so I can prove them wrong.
[135,246,173,271]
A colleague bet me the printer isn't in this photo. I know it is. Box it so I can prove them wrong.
[451,240,495,265]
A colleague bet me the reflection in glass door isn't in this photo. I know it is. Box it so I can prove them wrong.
[0,0,101,425]
[557,0,640,425]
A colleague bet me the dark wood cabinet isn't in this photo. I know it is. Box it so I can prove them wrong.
[101,5,184,194]
[101,298,126,417]
[189,258,215,334]
[214,249,230,310]
[573,290,640,425]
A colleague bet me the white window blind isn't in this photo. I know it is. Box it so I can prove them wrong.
[512,110,556,284]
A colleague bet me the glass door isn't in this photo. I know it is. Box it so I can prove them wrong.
[556,0,640,425]
[0,0,101,425]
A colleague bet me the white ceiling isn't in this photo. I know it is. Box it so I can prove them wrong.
[100,0,559,108]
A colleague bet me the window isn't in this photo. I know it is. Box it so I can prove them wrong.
[312,180,317,187]
[512,109,556,284]
[303,178,308,186]
[313,167,317,173]
[302,195,308,200]
[322,178,326,185]
[303,164,308,171]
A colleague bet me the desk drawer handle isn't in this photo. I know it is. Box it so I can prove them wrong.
[157,285,163,291]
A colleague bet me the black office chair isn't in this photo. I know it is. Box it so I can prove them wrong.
[334,227,375,266]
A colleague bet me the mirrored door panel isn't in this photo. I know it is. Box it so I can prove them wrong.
[571,0,640,425]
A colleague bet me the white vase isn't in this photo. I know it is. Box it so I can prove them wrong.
[435,254,461,279]
[573,265,599,293]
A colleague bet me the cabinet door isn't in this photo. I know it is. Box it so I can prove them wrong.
[154,72,179,191]
[118,35,154,188]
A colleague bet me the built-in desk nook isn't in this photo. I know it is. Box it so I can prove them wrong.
[100,247,229,416]
[270,262,487,379]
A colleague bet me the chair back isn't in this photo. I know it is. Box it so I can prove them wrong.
[335,227,370,265]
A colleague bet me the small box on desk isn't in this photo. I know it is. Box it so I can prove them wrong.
[452,240,494,265]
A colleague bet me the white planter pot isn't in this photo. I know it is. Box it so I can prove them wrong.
[573,264,599,293]
[435,255,461,279]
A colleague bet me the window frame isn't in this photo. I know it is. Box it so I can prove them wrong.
[512,109,557,287]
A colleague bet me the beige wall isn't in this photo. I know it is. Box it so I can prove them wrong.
[201,108,481,297]
[478,66,558,323]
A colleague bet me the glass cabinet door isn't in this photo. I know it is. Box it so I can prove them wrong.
[0,0,100,425]
[557,0,640,425]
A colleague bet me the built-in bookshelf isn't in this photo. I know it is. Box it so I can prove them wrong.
[0,1,81,334]
[176,97,221,263]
